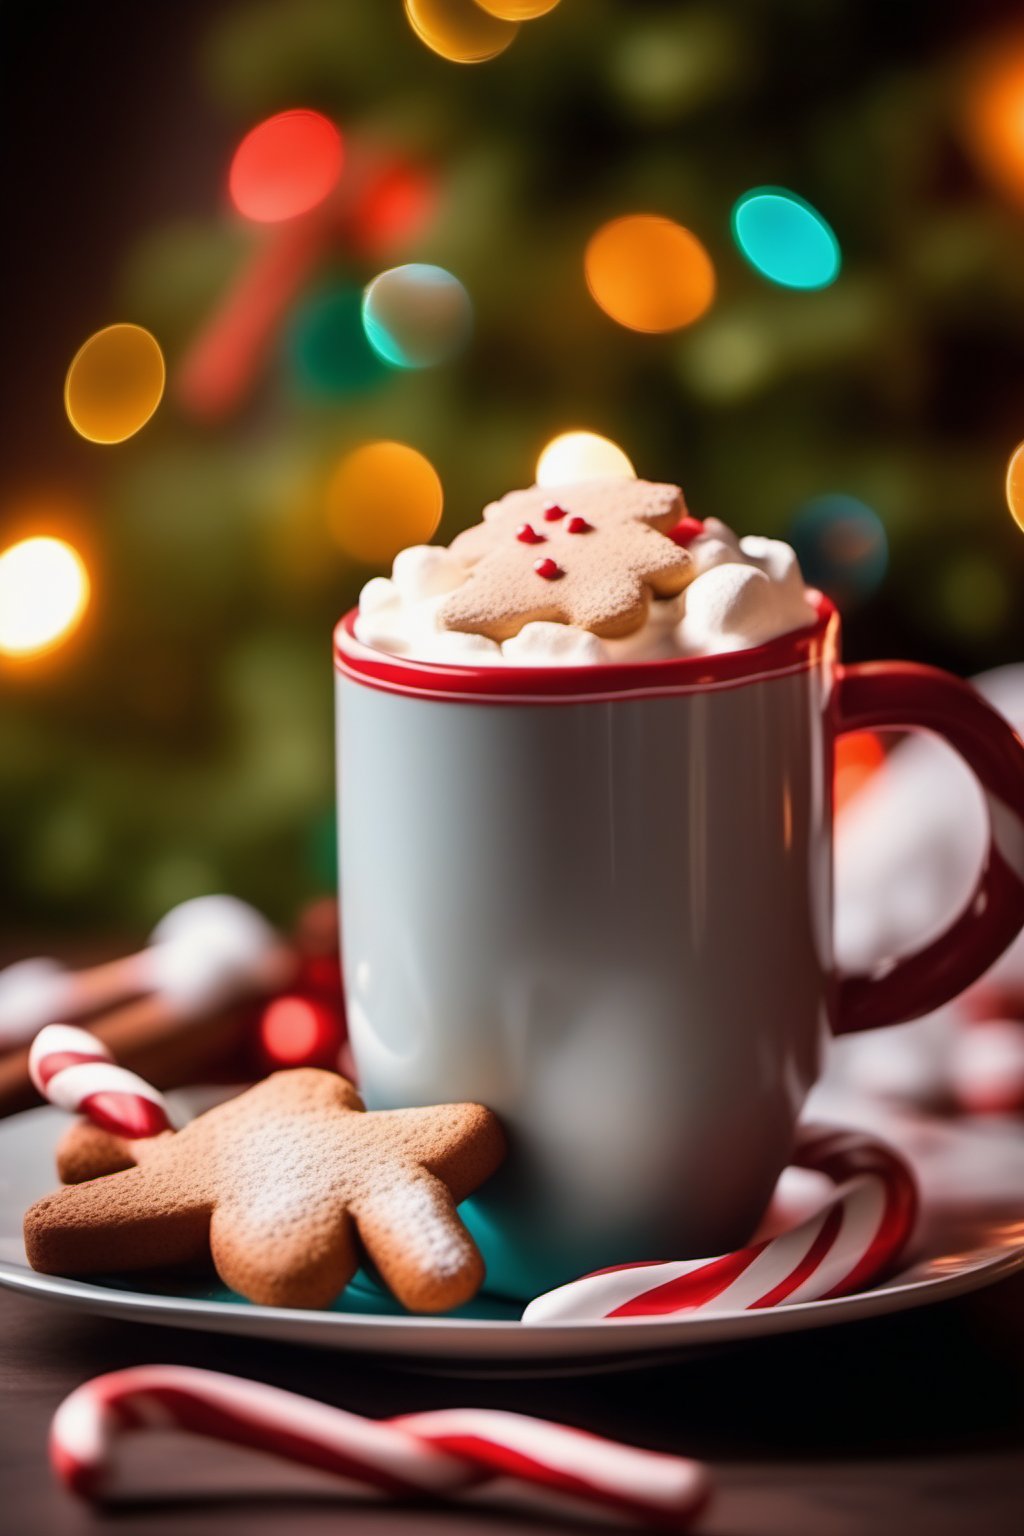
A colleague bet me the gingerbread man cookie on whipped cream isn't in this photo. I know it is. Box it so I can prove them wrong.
[354,476,819,666]
[438,479,693,641]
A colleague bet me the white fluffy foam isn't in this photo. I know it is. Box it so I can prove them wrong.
[353,514,817,667]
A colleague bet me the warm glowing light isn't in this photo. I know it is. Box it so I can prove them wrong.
[404,0,518,63]
[64,324,165,444]
[362,264,472,368]
[474,0,560,17]
[789,494,888,609]
[229,109,343,223]
[585,214,716,333]
[1006,440,1024,531]
[260,995,340,1068]
[835,731,885,816]
[536,431,636,487]
[965,44,1024,204]
[0,537,90,658]
[327,441,444,565]
[732,188,840,290]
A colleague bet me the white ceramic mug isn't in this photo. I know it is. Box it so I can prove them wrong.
[334,598,1024,1299]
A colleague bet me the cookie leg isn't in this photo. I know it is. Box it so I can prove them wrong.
[208,1200,359,1310]
[354,1174,485,1314]
[56,1120,138,1184]
[24,1167,210,1276]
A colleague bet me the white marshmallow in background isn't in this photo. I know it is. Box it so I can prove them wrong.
[503,622,609,667]
[827,664,1024,1109]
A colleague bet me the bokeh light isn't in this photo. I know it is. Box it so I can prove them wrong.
[1005,440,1024,531]
[287,286,387,397]
[404,0,519,63]
[474,1,560,17]
[835,731,885,817]
[584,214,716,333]
[0,536,90,658]
[327,441,444,565]
[536,431,636,486]
[732,188,841,290]
[229,109,343,223]
[351,160,438,257]
[964,44,1024,205]
[64,324,165,444]
[259,994,341,1069]
[789,494,888,609]
[362,263,472,368]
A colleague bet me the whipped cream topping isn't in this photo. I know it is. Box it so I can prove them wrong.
[354,513,817,667]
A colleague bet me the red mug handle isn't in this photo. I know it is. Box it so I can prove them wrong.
[834,661,1024,1034]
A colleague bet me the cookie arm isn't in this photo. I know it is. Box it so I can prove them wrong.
[379,1103,507,1202]
[353,1173,485,1313]
[55,1120,139,1184]
[208,1200,359,1310]
[24,1168,211,1277]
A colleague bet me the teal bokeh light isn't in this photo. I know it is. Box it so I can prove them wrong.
[789,494,888,609]
[361,263,472,370]
[731,188,840,290]
[286,286,387,397]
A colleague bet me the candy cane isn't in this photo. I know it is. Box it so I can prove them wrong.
[523,1123,917,1324]
[50,1365,710,1529]
[29,1024,172,1140]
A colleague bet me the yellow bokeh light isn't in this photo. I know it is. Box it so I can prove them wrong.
[585,214,716,333]
[0,537,90,658]
[65,323,165,444]
[473,1,560,18]
[404,0,518,63]
[1006,440,1024,531]
[327,441,444,565]
[536,431,636,488]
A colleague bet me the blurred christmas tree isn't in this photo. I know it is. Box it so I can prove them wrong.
[2,0,1024,936]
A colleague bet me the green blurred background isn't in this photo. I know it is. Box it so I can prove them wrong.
[2,0,1024,937]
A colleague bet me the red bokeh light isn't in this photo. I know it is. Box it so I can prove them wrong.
[351,161,438,256]
[259,994,342,1069]
[229,109,343,223]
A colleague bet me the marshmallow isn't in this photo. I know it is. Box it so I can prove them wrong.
[391,546,467,601]
[502,622,609,667]
[358,577,399,615]
[355,515,816,667]
[146,895,282,1015]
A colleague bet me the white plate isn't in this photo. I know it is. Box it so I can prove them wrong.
[2,1086,1023,1376]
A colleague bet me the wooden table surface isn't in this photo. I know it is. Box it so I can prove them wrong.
[2,1265,1023,1536]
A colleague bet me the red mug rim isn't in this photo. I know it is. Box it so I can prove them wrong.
[334,593,838,704]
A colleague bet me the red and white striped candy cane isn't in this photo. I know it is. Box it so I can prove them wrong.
[523,1123,917,1324]
[50,1365,710,1530]
[29,1024,172,1140]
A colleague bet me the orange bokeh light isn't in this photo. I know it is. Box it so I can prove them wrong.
[229,110,343,223]
[327,441,444,565]
[585,214,716,333]
[835,731,885,816]
[1006,440,1024,532]
[404,0,518,64]
[964,42,1024,204]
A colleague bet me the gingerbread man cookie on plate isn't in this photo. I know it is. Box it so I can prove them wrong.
[24,1069,506,1313]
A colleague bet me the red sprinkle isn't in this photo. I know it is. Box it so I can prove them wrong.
[565,516,593,534]
[516,523,546,544]
[534,557,563,580]
[543,504,568,521]
[668,517,704,548]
